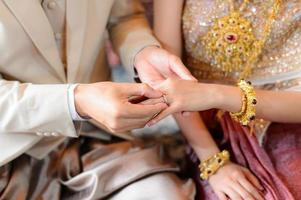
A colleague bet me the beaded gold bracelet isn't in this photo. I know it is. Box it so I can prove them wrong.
[199,150,230,180]
[230,80,257,126]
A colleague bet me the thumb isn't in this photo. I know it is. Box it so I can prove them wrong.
[169,55,197,81]
[127,83,163,99]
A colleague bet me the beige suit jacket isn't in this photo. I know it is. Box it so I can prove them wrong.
[0,0,160,166]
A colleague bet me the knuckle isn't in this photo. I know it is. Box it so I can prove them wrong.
[231,171,242,179]
[250,189,260,196]
[111,106,124,118]
[140,83,149,95]
[114,112,123,119]
[242,193,253,200]
[142,83,149,90]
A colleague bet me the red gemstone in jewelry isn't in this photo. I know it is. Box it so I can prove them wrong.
[224,32,238,43]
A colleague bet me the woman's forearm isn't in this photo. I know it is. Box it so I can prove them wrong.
[154,0,184,57]
[175,112,220,161]
[153,0,221,161]
[211,84,301,123]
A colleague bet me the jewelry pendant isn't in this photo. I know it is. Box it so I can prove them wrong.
[202,12,260,74]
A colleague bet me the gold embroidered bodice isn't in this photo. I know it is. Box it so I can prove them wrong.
[183,0,301,89]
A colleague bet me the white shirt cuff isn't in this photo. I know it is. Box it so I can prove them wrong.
[67,84,88,121]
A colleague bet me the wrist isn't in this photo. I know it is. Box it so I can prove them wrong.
[134,45,160,69]
[211,84,227,109]
[219,85,242,112]
[208,84,240,112]
[197,83,225,110]
[74,84,89,118]
[199,150,230,180]
[194,146,221,162]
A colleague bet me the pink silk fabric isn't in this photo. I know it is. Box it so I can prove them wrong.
[189,111,301,200]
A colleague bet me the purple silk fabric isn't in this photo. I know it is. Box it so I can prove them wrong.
[188,111,301,200]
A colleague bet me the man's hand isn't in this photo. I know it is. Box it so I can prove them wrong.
[74,82,167,133]
[134,46,196,86]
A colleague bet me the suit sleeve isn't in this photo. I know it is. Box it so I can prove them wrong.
[0,78,78,137]
[108,0,160,76]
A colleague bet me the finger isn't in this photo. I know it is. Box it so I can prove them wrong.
[136,61,165,86]
[223,187,242,200]
[91,118,144,134]
[230,181,256,200]
[126,102,167,119]
[127,83,163,99]
[216,191,227,200]
[121,111,164,131]
[114,117,152,132]
[238,178,264,200]
[147,106,175,126]
[168,55,197,81]
[139,97,165,105]
[242,168,263,191]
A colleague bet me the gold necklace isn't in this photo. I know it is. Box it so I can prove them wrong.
[201,0,282,80]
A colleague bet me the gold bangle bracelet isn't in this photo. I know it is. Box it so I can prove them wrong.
[230,80,257,125]
[230,91,247,118]
[199,150,230,180]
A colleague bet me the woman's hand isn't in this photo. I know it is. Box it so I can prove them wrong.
[209,162,264,200]
[148,78,220,125]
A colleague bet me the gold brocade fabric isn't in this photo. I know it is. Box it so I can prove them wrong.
[183,0,301,87]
